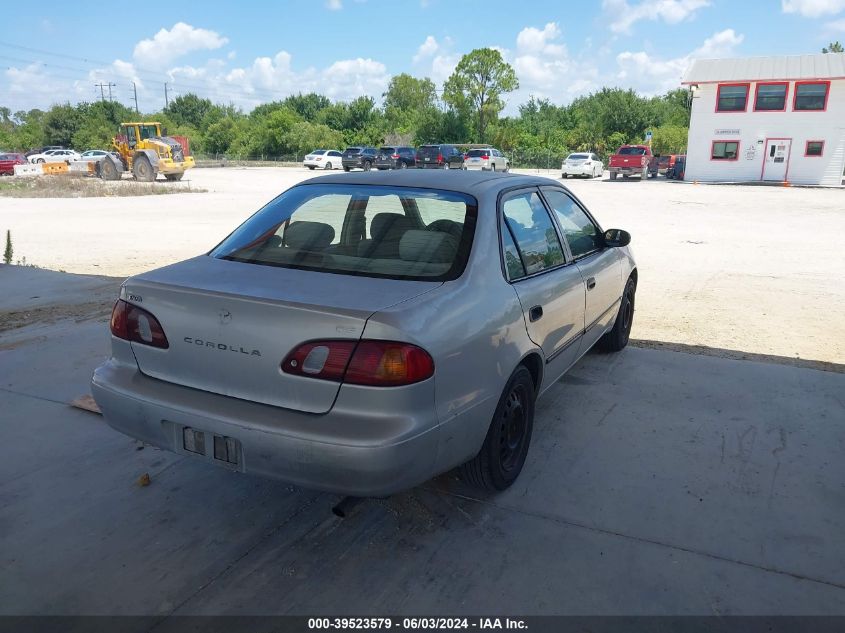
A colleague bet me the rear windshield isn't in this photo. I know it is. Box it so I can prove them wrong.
[568,154,588,160]
[467,150,490,157]
[343,148,362,155]
[211,184,478,281]
[618,147,647,155]
[310,150,327,155]
[379,147,396,154]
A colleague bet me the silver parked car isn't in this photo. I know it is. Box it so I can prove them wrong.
[464,147,510,172]
[92,171,636,496]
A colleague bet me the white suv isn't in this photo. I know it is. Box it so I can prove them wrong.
[463,148,510,172]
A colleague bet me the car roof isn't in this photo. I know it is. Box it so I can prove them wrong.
[298,169,558,196]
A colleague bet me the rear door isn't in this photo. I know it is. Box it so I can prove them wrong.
[500,188,586,385]
[541,187,622,351]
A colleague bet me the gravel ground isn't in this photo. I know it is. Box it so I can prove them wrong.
[1,166,842,366]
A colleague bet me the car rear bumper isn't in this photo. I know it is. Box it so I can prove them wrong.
[91,360,441,496]
[609,165,645,175]
[561,165,595,175]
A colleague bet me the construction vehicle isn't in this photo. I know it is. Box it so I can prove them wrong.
[98,122,194,182]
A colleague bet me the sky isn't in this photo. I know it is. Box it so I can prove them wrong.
[1,0,844,115]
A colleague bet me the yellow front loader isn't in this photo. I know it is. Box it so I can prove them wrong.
[99,122,195,182]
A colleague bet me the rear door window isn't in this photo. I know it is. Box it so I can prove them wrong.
[501,190,565,276]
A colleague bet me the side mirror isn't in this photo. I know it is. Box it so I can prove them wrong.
[604,228,631,247]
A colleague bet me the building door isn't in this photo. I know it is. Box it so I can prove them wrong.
[762,138,791,181]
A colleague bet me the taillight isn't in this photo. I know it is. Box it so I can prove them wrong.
[482,155,489,160]
[110,299,169,349]
[437,153,443,162]
[282,340,434,387]
[281,340,356,382]
[391,154,400,159]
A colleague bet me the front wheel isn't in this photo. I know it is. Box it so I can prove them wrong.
[307,165,316,170]
[343,166,351,172]
[164,173,183,182]
[598,277,636,352]
[133,155,156,182]
[459,366,535,491]
[37,158,45,164]
[363,161,372,172]
[610,172,617,180]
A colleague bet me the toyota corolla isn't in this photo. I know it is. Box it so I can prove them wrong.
[92,170,637,496]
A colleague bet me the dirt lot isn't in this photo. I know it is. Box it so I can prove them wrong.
[1,167,843,366]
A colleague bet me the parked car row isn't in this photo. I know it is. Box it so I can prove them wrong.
[304,145,511,172]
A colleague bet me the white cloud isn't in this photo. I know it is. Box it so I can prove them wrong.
[133,22,228,68]
[326,0,343,9]
[321,58,390,99]
[615,28,743,95]
[782,0,845,17]
[413,35,440,62]
[516,23,567,57]
[603,0,711,34]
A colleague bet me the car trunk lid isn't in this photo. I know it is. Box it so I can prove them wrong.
[123,256,439,413]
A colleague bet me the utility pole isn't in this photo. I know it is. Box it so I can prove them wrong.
[95,82,107,102]
[164,82,169,108]
[107,82,115,102]
[132,82,139,114]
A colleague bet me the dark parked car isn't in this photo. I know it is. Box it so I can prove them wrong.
[342,147,377,171]
[666,155,686,180]
[417,144,464,169]
[375,146,416,170]
[0,152,28,175]
[24,145,63,158]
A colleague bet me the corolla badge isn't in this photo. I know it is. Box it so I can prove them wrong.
[219,308,232,324]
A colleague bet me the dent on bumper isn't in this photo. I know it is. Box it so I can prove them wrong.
[91,361,441,496]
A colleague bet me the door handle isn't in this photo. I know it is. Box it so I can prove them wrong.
[529,305,543,322]
[586,277,597,290]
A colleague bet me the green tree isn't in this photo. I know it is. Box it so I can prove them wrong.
[650,125,688,155]
[443,48,518,142]
[4,230,13,265]
[285,121,345,154]
[165,94,215,128]
[42,104,84,147]
[822,41,843,53]
[282,93,331,120]
[204,118,238,154]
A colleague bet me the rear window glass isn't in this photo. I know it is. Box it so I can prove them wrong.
[379,147,396,153]
[568,154,588,160]
[212,184,477,281]
[617,147,646,155]
[467,150,489,157]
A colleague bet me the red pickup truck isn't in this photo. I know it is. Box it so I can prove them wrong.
[608,145,655,180]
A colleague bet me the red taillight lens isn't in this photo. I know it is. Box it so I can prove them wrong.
[110,299,169,349]
[391,154,400,159]
[482,155,489,160]
[437,153,443,162]
[281,340,356,382]
[282,340,434,387]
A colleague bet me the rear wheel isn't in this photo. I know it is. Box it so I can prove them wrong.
[459,366,535,491]
[490,164,496,172]
[343,166,351,172]
[598,277,636,352]
[133,155,155,182]
[325,162,332,170]
[37,158,45,164]
[640,166,648,180]
[99,157,119,181]
[307,165,315,170]
[165,173,183,182]
[399,161,407,169]
[363,161,372,172]
[610,171,617,180]
[443,162,450,170]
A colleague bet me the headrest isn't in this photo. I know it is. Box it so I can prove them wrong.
[426,219,463,240]
[371,213,412,241]
[400,230,458,264]
[285,221,335,250]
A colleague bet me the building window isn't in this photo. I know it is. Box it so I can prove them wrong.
[805,141,824,157]
[793,82,830,111]
[754,82,788,111]
[711,140,739,160]
[716,83,750,112]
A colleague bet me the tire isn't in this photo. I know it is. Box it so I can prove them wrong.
[37,158,45,164]
[598,277,636,352]
[343,166,350,172]
[165,173,183,181]
[490,164,496,172]
[504,163,510,173]
[363,161,372,172]
[307,166,315,170]
[640,167,648,180]
[399,161,407,169]
[459,366,535,491]
[325,162,332,170]
[610,172,617,180]
[443,162,450,170]
[592,167,597,178]
[99,157,119,181]
[133,155,156,182]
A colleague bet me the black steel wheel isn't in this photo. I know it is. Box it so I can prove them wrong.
[599,276,636,352]
[459,366,535,491]
[133,155,156,182]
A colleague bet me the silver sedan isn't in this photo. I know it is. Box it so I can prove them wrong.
[92,171,637,496]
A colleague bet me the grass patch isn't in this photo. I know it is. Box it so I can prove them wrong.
[0,174,206,198]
